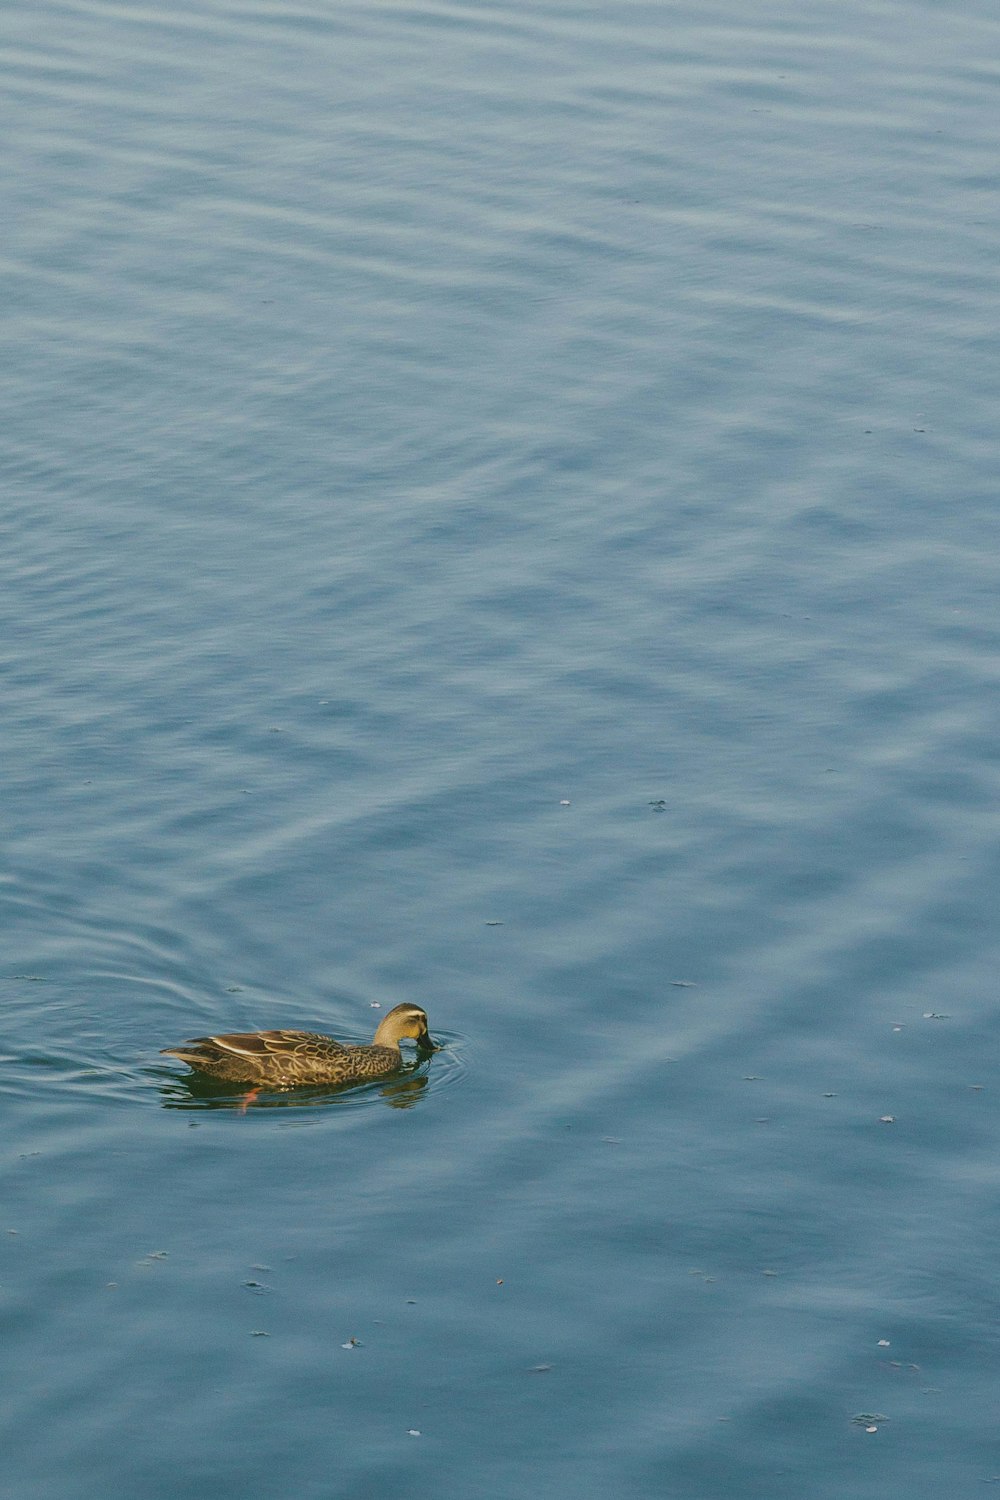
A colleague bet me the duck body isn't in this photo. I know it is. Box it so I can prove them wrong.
[161,1002,436,1087]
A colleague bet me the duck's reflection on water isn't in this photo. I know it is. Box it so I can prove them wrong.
[156,1066,430,1111]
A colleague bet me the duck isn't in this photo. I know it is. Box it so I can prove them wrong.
[161,1002,437,1087]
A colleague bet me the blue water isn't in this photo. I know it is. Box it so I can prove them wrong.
[4,0,1000,1494]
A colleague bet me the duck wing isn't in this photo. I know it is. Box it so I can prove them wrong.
[161,1029,347,1080]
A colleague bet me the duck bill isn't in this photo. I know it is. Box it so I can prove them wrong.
[417,1034,440,1055]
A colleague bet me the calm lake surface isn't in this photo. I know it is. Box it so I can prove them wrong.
[4,0,1000,1495]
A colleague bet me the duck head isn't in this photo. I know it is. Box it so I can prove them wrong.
[372,1002,438,1053]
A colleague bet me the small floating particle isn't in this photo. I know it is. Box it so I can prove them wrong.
[923,1012,949,1020]
[649,800,666,811]
[969,1084,985,1091]
[670,980,696,987]
[496,1279,504,1286]
[251,1330,270,1337]
[105,1282,118,1289]
[369,1002,381,1009]
[559,800,571,806]
[243,1280,271,1293]
[823,1092,838,1098]
[743,1075,761,1081]
[485,921,504,926]
[406,1299,417,1304]
[761,1269,779,1277]
[144,1251,168,1260]
[408,1429,421,1437]
[341,1337,361,1349]
[879,1116,895,1124]
[878,1339,890,1347]
[226,986,244,993]
[528,1364,553,1374]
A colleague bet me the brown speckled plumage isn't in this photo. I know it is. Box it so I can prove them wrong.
[161,1002,436,1086]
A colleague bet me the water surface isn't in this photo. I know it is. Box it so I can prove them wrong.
[4,0,1000,1495]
